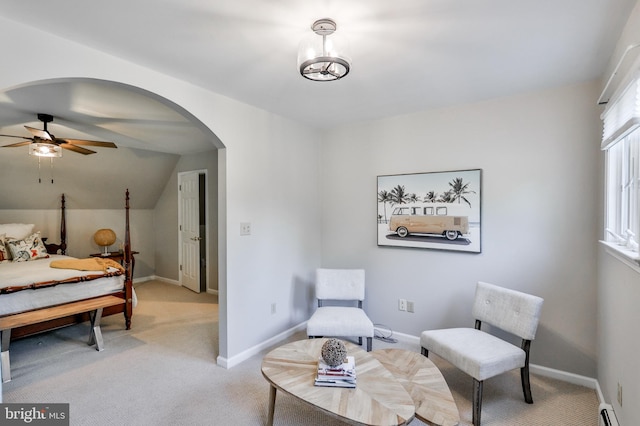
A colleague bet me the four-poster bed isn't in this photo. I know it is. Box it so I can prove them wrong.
[0,191,134,382]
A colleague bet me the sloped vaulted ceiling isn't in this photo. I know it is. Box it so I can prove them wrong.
[0,79,220,209]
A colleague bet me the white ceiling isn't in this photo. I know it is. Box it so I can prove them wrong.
[0,0,637,152]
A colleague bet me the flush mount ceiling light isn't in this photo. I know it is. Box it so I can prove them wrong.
[298,18,351,81]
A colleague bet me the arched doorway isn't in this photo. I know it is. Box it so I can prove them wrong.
[0,77,225,358]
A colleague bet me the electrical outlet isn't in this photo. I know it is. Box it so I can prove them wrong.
[617,382,623,406]
[240,222,251,236]
[398,299,407,311]
[407,301,414,313]
[271,303,277,315]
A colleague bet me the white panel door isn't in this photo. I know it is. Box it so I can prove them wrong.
[179,172,200,293]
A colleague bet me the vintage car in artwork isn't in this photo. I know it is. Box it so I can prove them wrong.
[388,203,469,240]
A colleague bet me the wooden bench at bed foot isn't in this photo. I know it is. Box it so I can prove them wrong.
[0,295,125,383]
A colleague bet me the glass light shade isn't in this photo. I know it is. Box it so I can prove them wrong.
[29,142,62,158]
[94,228,116,255]
[298,28,351,81]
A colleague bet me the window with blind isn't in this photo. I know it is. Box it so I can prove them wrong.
[601,74,640,263]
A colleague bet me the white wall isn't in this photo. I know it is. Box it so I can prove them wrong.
[597,251,640,425]
[321,81,602,376]
[597,2,640,425]
[0,16,322,362]
[224,113,322,356]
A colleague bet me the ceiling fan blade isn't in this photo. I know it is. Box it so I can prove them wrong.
[0,134,33,141]
[0,140,33,148]
[58,138,117,148]
[60,144,96,155]
[25,125,53,141]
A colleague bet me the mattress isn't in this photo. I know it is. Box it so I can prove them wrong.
[0,254,134,316]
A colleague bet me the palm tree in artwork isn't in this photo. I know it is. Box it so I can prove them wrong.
[377,190,392,222]
[438,190,455,203]
[407,193,419,203]
[424,191,438,203]
[448,177,475,207]
[390,185,411,205]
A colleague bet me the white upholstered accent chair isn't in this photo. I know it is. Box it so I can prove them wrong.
[420,282,544,426]
[306,268,374,351]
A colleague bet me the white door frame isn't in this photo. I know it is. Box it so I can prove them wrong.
[178,169,209,291]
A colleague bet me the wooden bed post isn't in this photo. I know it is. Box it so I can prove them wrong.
[43,194,67,255]
[123,189,133,330]
[60,194,67,255]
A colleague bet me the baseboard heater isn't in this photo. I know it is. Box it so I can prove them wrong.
[599,403,620,426]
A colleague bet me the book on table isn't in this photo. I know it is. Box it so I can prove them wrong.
[315,356,356,388]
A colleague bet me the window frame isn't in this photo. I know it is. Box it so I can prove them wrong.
[601,72,640,269]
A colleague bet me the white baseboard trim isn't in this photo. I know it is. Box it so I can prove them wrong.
[132,275,154,285]
[530,364,604,402]
[217,322,308,369]
[141,275,218,294]
[378,328,420,346]
[149,275,181,286]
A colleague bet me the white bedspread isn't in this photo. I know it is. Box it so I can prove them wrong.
[0,255,133,316]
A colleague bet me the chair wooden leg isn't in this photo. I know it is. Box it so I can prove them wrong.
[472,378,483,426]
[366,337,372,352]
[521,365,533,403]
[358,337,363,346]
[421,347,429,357]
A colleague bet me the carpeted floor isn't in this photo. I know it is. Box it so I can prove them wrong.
[3,280,598,425]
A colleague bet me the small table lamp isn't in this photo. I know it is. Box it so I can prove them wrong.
[94,228,116,256]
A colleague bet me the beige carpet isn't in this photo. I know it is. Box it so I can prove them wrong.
[3,280,598,425]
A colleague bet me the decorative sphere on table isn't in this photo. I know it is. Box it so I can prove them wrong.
[94,228,116,255]
[321,338,347,367]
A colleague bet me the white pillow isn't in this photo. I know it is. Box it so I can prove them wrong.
[0,223,35,240]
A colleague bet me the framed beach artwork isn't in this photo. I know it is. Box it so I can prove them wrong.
[377,169,482,253]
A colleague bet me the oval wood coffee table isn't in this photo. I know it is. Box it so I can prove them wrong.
[371,349,460,426]
[261,339,415,425]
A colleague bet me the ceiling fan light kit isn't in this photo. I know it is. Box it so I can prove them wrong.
[29,142,62,158]
[0,113,117,156]
[298,18,351,81]
[0,113,118,183]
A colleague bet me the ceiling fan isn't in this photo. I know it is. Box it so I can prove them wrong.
[0,113,117,155]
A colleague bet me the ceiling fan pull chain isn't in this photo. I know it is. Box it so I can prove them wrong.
[50,157,55,184]
[38,156,42,184]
